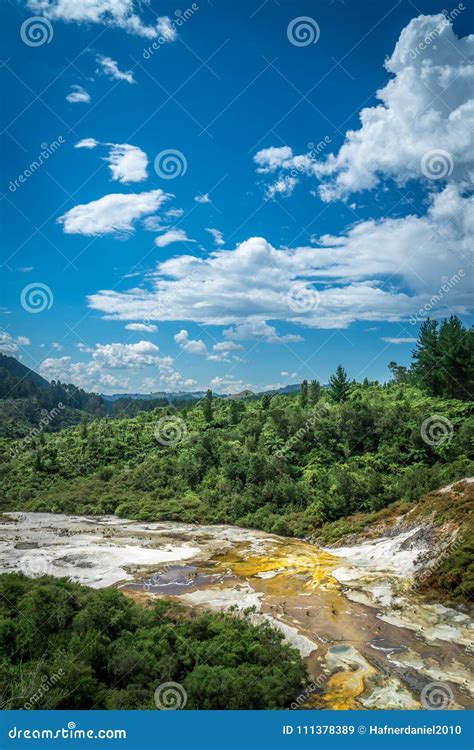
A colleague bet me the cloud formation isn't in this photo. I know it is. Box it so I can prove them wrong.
[125,323,157,332]
[105,144,148,183]
[206,228,225,246]
[58,189,170,236]
[174,329,207,356]
[96,55,136,84]
[27,0,177,40]
[0,332,31,354]
[255,15,474,201]
[39,340,196,392]
[66,84,90,104]
[155,229,194,248]
[74,138,148,183]
[88,185,473,329]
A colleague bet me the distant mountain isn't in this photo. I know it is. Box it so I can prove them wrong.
[102,391,211,403]
[268,384,301,395]
[227,390,256,400]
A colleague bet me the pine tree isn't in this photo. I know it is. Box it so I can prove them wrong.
[309,379,321,404]
[203,389,213,423]
[300,379,308,408]
[328,365,350,403]
[412,319,442,395]
[438,316,473,400]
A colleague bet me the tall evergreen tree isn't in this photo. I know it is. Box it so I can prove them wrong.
[309,379,321,404]
[300,379,308,408]
[411,319,442,395]
[328,365,350,403]
[203,389,213,423]
[438,316,473,400]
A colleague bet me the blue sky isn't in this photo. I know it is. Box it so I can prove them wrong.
[1,0,473,394]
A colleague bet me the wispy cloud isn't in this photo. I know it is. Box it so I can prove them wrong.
[66,84,90,104]
[96,54,136,84]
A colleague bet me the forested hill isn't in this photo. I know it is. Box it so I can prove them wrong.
[1,316,472,537]
[0,353,105,438]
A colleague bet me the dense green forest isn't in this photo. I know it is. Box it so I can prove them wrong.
[0,575,306,709]
[1,317,472,538]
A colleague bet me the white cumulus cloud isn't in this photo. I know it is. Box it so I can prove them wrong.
[105,143,148,183]
[255,15,474,202]
[0,331,31,354]
[88,185,473,329]
[58,189,170,236]
[174,329,207,356]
